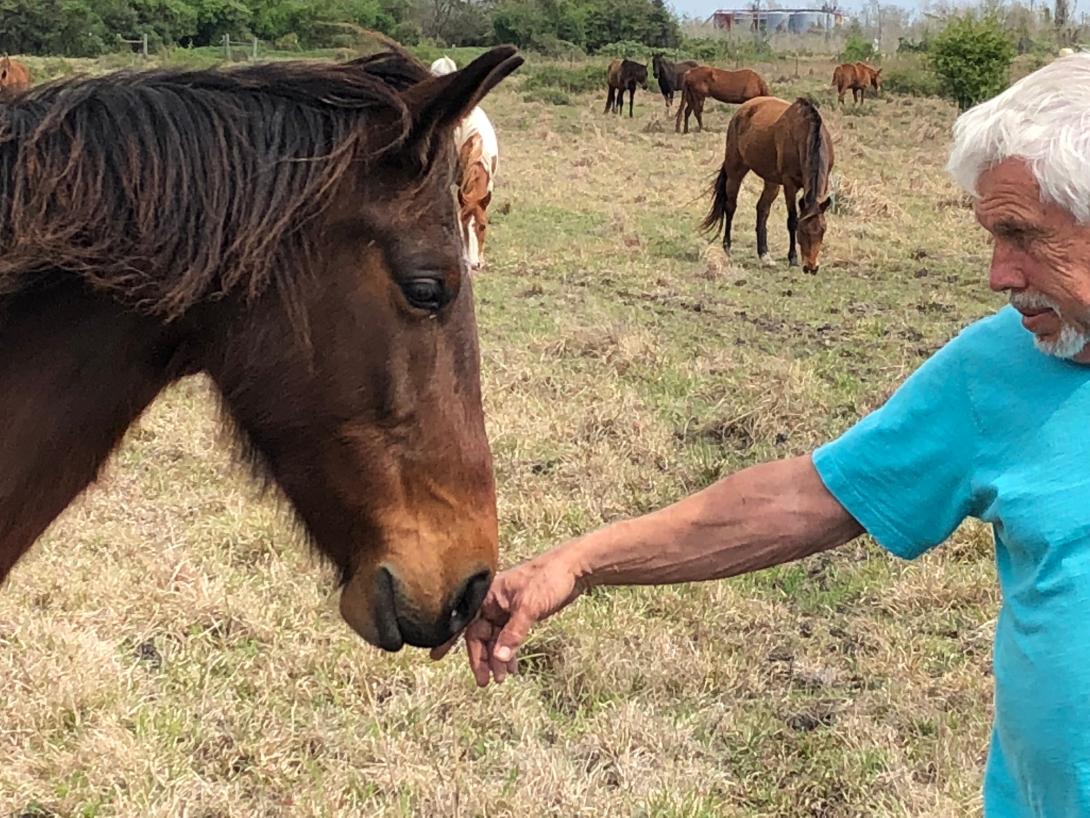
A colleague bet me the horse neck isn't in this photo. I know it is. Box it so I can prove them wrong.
[797,114,830,203]
[0,283,185,581]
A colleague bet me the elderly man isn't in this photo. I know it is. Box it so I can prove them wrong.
[435,55,1090,815]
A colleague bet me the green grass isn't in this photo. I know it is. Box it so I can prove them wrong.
[0,52,1000,816]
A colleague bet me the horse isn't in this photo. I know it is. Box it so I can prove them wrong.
[832,62,881,104]
[430,55,457,75]
[702,96,834,275]
[430,57,499,271]
[0,46,524,652]
[605,58,648,118]
[675,66,770,133]
[651,53,698,111]
[455,107,498,271]
[0,55,30,95]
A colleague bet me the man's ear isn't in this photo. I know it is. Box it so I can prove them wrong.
[399,46,523,154]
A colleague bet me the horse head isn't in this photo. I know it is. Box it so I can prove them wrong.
[0,46,524,652]
[797,194,833,274]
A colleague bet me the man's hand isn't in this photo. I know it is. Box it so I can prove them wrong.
[430,548,586,686]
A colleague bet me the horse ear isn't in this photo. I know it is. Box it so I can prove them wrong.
[819,195,833,214]
[400,46,522,148]
[480,190,492,210]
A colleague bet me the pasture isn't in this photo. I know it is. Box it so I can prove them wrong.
[2,51,1002,816]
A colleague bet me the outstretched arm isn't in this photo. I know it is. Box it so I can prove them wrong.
[435,453,863,686]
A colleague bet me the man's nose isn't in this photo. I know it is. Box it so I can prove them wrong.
[988,243,1027,292]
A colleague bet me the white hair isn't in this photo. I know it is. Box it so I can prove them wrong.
[947,53,1090,223]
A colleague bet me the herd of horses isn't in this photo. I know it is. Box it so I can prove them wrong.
[0,44,870,655]
[603,54,874,276]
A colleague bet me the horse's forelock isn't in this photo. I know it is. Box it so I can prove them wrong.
[0,54,438,321]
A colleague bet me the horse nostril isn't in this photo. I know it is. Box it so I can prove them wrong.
[448,569,492,635]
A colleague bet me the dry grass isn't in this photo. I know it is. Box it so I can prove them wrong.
[1,53,1001,817]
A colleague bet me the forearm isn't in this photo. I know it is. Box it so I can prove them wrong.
[559,454,863,588]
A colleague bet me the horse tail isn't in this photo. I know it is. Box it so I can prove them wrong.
[832,65,841,87]
[700,163,730,237]
[757,75,771,97]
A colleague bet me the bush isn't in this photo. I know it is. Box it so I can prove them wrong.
[840,31,876,62]
[522,87,573,105]
[928,13,1015,110]
[681,35,772,64]
[881,55,943,97]
[521,63,603,94]
[273,32,300,50]
[597,39,652,58]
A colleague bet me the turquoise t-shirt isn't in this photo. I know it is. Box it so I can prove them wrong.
[813,306,1090,817]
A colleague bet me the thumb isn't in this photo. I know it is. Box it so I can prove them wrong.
[491,608,536,664]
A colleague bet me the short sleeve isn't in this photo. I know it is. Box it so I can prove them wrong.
[812,332,982,560]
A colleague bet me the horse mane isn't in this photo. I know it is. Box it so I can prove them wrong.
[794,97,829,211]
[0,50,434,321]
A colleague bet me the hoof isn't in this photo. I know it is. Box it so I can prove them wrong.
[759,254,775,267]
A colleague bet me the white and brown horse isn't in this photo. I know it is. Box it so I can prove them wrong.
[431,56,498,271]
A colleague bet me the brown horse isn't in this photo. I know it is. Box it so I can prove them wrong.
[832,62,881,104]
[651,53,698,111]
[0,46,524,652]
[0,55,30,94]
[702,96,834,274]
[675,65,771,133]
[605,58,648,118]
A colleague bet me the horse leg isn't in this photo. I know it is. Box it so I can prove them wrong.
[693,95,705,132]
[604,86,614,114]
[756,180,781,264]
[784,183,800,267]
[721,166,747,255]
[628,86,635,118]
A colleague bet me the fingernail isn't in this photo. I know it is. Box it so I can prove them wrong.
[495,647,511,662]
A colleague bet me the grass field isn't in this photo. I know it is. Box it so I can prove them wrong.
[1,50,1005,816]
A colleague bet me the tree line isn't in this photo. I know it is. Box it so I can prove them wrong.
[0,0,680,57]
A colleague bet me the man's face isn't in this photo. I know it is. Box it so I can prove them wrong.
[976,158,1090,363]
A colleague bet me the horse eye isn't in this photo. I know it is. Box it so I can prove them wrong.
[400,278,447,312]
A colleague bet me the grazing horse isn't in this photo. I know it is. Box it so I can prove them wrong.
[702,96,834,274]
[832,62,881,104]
[605,58,648,118]
[0,55,30,94]
[675,66,770,133]
[0,46,524,652]
[651,53,698,111]
[455,107,498,271]
[430,57,499,271]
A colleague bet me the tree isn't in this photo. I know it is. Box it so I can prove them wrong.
[929,13,1015,110]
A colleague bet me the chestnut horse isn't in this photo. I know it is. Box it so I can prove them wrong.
[0,46,524,652]
[675,65,770,133]
[832,62,881,104]
[0,55,30,94]
[702,97,834,274]
[430,56,499,271]
[455,106,499,271]
[605,58,648,118]
[651,53,698,110]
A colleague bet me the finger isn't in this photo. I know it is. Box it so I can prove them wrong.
[491,648,510,684]
[491,609,536,664]
[464,619,494,687]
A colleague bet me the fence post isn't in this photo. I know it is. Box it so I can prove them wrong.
[142,32,148,58]
[252,36,258,60]
[224,33,231,60]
